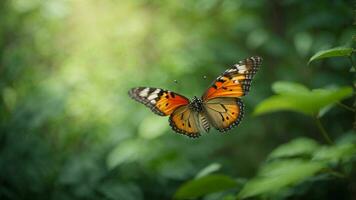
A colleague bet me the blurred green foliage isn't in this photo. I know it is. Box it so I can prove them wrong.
[0,0,355,200]
[254,81,352,116]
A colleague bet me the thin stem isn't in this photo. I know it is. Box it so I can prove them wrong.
[323,169,347,179]
[314,116,333,145]
[336,102,355,112]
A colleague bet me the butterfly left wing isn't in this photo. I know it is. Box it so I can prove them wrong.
[129,87,189,116]
[203,97,244,132]
[169,105,211,138]
[202,56,262,101]
[169,106,201,138]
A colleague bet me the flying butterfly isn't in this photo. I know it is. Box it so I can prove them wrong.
[128,56,262,138]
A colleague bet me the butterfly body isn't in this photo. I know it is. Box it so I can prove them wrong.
[129,56,262,138]
[189,96,204,113]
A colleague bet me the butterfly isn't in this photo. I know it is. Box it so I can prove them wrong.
[128,56,262,138]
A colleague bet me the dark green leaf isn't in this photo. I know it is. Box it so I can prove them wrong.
[313,143,356,164]
[174,175,237,199]
[308,47,353,64]
[237,160,324,199]
[268,138,320,160]
[317,104,334,118]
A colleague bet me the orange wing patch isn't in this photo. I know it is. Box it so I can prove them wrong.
[169,106,201,138]
[129,87,189,116]
[204,98,244,132]
[202,75,244,100]
[202,56,262,101]
[155,91,189,115]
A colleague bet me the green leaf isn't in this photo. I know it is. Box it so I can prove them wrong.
[268,138,320,160]
[336,131,356,144]
[237,160,324,199]
[254,82,353,116]
[308,47,353,65]
[174,175,237,199]
[195,163,222,179]
[317,104,334,118]
[222,194,236,200]
[272,81,309,94]
[312,143,356,164]
[254,95,307,115]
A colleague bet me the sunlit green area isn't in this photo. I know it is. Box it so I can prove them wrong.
[1,0,355,199]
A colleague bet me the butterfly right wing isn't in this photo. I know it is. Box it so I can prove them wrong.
[204,97,244,132]
[129,87,189,116]
[202,56,262,101]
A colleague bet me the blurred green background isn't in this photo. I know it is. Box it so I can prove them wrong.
[0,0,355,199]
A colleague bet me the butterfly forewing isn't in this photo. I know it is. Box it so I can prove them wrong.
[129,87,189,116]
[204,97,244,132]
[202,56,262,101]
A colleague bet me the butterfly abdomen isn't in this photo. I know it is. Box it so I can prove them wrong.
[200,114,210,132]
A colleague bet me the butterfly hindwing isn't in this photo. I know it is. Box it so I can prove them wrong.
[129,87,189,116]
[202,56,262,101]
[169,106,202,138]
[204,97,244,132]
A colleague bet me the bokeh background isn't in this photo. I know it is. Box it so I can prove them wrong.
[0,0,354,199]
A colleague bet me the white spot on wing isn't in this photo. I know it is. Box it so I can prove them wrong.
[235,64,247,73]
[225,69,236,73]
[251,57,256,63]
[153,89,160,94]
[147,94,158,100]
[144,88,161,100]
[139,88,149,97]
